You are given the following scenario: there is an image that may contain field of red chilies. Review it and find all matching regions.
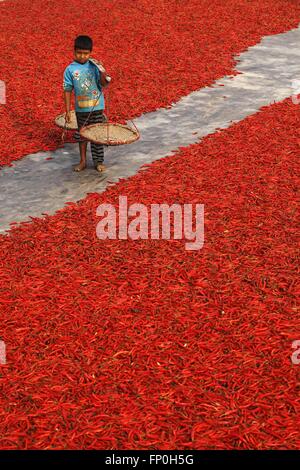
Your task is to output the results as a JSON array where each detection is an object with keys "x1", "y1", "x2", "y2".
[
  {"x1": 1, "y1": 97, "x2": 299, "y2": 449},
  {"x1": 0, "y1": 0, "x2": 300, "y2": 166},
  {"x1": 0, "y1": 0, "x2": 300, "y2": 451}
]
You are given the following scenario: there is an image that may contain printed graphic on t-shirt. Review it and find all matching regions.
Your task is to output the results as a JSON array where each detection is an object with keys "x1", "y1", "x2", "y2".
[
  {"x1": 72, "y1": 69, "x2": 101, "y2": 108},
  {"x1": 63, "y1": 61, "x2": 104, "y2": 112}
]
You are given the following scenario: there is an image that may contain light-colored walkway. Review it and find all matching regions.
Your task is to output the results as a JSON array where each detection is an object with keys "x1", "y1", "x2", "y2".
[{"x1": 1, "y1": 26, "x2": 300, "y2": 233}]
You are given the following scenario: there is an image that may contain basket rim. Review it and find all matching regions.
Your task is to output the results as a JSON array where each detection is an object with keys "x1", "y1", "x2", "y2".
[
  {"x1": 79, "y1": 122, "x2": 140, "y2": 146},
  {"x1": 55, "y1": 110, "x2": 77, "y2": 130}
]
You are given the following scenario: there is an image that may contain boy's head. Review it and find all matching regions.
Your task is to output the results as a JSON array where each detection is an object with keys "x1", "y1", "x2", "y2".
[{"x1": 74, "y1": 35, "x2": 93, "y2": 64}]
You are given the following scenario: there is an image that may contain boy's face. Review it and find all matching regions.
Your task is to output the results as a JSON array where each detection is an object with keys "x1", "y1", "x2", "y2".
[{"x1": 74, "y1": 48, "x2": 91, "y2": 64}]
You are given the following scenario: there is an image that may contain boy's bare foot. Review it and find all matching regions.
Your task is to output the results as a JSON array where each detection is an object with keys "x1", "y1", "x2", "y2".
[
  {"x1": 96, "y1": 163, "x2": 106, "y2": 173},
  {"x1": 74, "y1": 162, "x2": 86, "y2": 172}
]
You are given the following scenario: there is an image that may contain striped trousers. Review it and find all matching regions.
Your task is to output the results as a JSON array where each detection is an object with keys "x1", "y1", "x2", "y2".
[{"x1": 75, "y1": 110, "x2": 106, "y2": 165}]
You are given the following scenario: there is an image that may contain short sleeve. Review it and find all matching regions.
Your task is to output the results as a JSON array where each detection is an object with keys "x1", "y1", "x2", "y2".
[
  {"x1": 90, "y1": 62, "x2": 101, "y2": 84},
  {"x1": 63, "y1": 67, "x2": 73, "y2": 91},
  {"x1": 95, "y1": 67, "x2": 101, "y2": 82}
]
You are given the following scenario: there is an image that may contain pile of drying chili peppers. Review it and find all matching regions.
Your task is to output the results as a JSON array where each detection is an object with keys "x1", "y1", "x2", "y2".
[
  {"x1": 0, "y1": 96, "x2": 299, "y2": 449},
  {"x1": 0, "y1": 0, "x2": 300, "y2": 166}
]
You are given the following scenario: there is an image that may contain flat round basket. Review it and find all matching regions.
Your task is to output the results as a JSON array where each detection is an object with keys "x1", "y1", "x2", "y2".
[
  {"x1": 80, "y1": 123, "x2": 140, "y2": 146},
  {"x1": 55, "y1": 110, "x2": 78, "y2": 130}
]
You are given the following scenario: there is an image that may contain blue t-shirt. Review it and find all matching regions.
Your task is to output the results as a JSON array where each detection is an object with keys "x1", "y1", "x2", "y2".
[{"x1": 63, "y1": 60, "x2": 105, "y2": 112}]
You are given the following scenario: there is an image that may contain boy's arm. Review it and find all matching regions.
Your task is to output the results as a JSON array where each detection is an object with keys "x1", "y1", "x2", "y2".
[
  {"x1": 64, "y1": 90, "x2": 72, "y2": 113},
  {"x1": 63, "y1": 90, "x2": 72, "y2": 122},
  {"x1": 63, "y1": 67, "x2": 74, "y2": 121},
  {"x1": 100, "y1": 71, "x2": 109, "y2": 87},
  {"x1": 89, "y1": 58, "x2": 110, "y2": 87},
  {"x1": 95, "y1": 66, "x2": 111, "y2": 88}
]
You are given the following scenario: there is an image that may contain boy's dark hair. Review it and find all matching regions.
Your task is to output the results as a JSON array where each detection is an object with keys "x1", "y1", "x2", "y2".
[{"x1": 74, "y1": 35, "x2": 93, "y2": 51}]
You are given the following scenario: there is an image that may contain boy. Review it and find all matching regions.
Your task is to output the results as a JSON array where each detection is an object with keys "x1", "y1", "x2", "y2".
[{"x1": 63, "y1": 35, "x2": 109, "y2": 173}]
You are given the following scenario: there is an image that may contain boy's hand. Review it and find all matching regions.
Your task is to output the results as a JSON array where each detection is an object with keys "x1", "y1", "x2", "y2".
[
  {"x1": 100, "y1": 72, "x2": 111, "y2": 87},
  {"x1": 65, "y1": 111, "x2": 71, "y2": 123}
]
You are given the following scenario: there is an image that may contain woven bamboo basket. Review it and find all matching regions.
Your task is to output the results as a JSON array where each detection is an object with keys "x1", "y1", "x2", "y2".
[
  {"x1": 55, "y1": 110, "x2": 78, "y2": 130},
  {"x1": 80, "y1": 122, "x2": 140, "y2": 146}
]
